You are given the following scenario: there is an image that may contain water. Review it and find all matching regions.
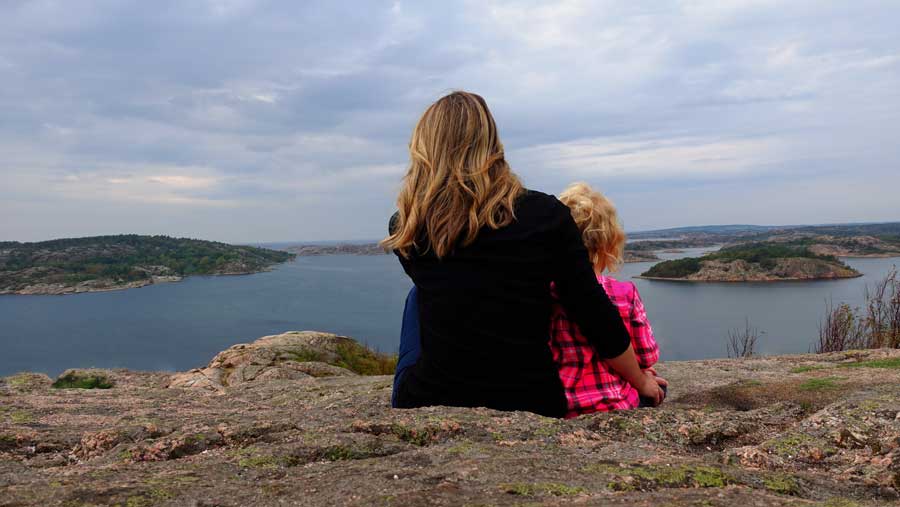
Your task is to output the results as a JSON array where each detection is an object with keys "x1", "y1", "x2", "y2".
[{"x1": 1, "y1": 250, "x2": 896, "y2": 376}]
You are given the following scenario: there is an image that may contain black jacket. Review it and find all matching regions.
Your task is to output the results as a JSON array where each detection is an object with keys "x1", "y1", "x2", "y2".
[{"x1": 392, "y1": 190, "x2": 631, "y2": 417}]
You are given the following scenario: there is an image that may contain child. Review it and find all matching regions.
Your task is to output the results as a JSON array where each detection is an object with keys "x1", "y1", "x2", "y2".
[{"x1": 550, "y1": 182, "x2": 664, "y2": 417}]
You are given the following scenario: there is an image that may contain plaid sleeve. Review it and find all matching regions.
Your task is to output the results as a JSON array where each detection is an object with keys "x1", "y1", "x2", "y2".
[{"x1": 629, "y1": 283, "x2": 659, "y2": 369}]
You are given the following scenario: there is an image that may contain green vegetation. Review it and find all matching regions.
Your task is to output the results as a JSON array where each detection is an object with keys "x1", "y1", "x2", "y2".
[
  {"x1": 641, "y1": 257, "x2": 702, "y2": 278},
  {"x1": 332, "y1": 342, "x2": 398, "y2": 375},
  {"x1": 0, "y1": 234, "x2": 294, "y2": 291},
  {"x1": 798, "y1": 376, "x2": 844, "y2": 391},
  {"x1": 838, "y1": 357, "x2": 900, "y2": 369},
  {"x1": 52, "y1": 372, "x2": 114, "y2": 389},
  {"x1": 790, "y1": 365, "x2": 828, "y2": 373},
  {"x1": 587, "y1": 463, "x2": 735, "y2": 491},
  {"x1": 503, "y1": 482, "x2": 586, "y2": 496},
  {"x1": 285, "y1": 341, "x2": 397, "y2": 375},
  {"x1": 641, "y1": 241, "x2": 854, "y2": 279},
  {"x1": 762, "y1": 473, "x2": 801, "y2": 496}
]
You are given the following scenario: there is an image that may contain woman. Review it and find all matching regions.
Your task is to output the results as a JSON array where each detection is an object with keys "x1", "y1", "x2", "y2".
[{"x1": 383, "y1": 91, "x2": 663, "y2": 417}]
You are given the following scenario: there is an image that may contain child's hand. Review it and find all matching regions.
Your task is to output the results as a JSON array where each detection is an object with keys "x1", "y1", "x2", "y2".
[
  {"x1": 636, "y1": 372, "x2": 665, "y2": 406},
  {"x1": 642, "y1": 368, "x2": 668, "y2": 388}
]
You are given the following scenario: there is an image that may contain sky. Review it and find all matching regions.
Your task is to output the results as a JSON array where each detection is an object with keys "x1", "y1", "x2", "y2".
[{"x1": 2, "y1": 0, "x2": 899, "y2": 243}]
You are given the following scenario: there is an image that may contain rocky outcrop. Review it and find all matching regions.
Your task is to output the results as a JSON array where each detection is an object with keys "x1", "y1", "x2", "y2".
[
  {"x1": 167, "y1": 332, "x2": 384, "y2": 390},
  {"x1": 2, "y1": 334, "x2": 899, "y2": 506}
]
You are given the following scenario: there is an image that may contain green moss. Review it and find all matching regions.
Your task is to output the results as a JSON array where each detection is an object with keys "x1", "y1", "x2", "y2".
[
  {"x1": 445, "y1": 441, "x2": 476, "y2": 455},
  {"x1": 51, "y1": 372, "x2": 113, "y2": 389},
  {"x1": 10, "y1": 410, "x2": 34, "y2": 424},
  {"x1": 587, "y1": 463, "x2": 734, "y2": 490},
  {"x1": 839, "y1": 357, "x2": 900, "y2": 369},
  {"x1": 692, "y1": 467, "x2": 732, "y2": 488},
  {"x1": 790, "y1": 365, "x2": 827, "y2": 373},
  {"x1": 534, "y1": 421, "x2": 560, "y2": 437},
  {"x1": 763, "y1": 473, "x2": 801, "y2": 496},
  {"x1": 767, "y1": 433, "x2": 814, "y2": 457},
  {"x1": 798, "y1": 376, "x2": 844, "y2": 391},
  {"x1": 238, "y1": 455, "x2": 282, "y2": 469},
  {"x1": 503, "y1": 482, "x2": 586, "y2": 496},
  {"x1": 0, "y1": 433, "x2": 18, "y2": 449},
  {"x1": 389, "y1": 422, "x2": 457, "y2": 446},
  {"x1": 320, "y1": 445, "x2": 365, "y2": 461}
]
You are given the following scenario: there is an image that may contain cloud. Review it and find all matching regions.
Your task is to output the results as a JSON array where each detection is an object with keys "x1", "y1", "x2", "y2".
[{"x1": 1, "y1": 0, "x2": 898, "y2": 242}]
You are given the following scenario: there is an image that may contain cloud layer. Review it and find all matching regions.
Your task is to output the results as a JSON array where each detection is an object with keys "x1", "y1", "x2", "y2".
[{"x1": 2, "y1": 0, "x2": 899, "y2": 242}]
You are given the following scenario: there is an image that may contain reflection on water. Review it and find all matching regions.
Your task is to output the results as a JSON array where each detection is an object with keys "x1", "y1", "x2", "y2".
[{"x1": 1, "y1": 251, "x2": 896, "y2": 376}]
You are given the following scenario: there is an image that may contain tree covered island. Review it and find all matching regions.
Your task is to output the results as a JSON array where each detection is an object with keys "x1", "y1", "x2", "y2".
[
  {"x1": 0, "y1": 235, "x2": 295, "y2": 295},
  {"x1": 639, "y1": 242, "x2": 862, "y2": 282}
]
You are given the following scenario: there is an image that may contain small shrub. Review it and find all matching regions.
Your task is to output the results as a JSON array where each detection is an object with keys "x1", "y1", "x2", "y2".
[
  {"x1": 333, "y1": 342, "x2": 397, "y2": 375},
  {"x1": 816, "y1": 300, "x2": 866, "y2": 353},
  {"x1": 726, "y1": 318, "x2": 761, "y2": 358},
  {"x1": 52, "y1": 372, "x2": 113, "y2": 389},
  {"x1": 814, "y1": 267, "x2": 900, "y2": 352}
]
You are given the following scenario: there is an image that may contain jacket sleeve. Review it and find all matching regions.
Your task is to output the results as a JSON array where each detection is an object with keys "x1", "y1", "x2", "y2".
[{"x1": 549, "y1": 199, "x2": 631, "y2": 358}]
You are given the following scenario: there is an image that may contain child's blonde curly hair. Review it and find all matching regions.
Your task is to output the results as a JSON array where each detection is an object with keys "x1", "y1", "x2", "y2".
[{"x1": 559, "y1": 182, "x2": 626, "y2": 273}]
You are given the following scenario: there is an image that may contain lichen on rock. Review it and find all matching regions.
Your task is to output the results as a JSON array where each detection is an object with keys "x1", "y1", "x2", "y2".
[{"x1": 1, "y1": 334, "x2": 899, "y2": 506}]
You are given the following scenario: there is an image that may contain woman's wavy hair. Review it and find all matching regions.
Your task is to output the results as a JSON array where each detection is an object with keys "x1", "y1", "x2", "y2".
[
  {"x1": 381, "y1": 91, "x2": 523, "y2": 259},
  {"x1": 559, "y1": 182, "x2": 626, "y2": 273}
]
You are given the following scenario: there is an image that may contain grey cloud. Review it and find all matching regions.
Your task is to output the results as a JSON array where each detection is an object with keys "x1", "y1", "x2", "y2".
[{"x1": 2, "y1": 0, "x2": 899, "y2": 242}]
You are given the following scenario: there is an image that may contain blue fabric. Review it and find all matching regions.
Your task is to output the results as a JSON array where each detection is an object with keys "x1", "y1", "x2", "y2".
[{"x1": 392, "y1": 286, "x2": 421, "y2": 407}]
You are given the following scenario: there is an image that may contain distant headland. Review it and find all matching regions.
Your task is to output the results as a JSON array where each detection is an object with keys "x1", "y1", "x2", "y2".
[{"x1": 0, "y1": 235, "x2": 294, "y2": 295}]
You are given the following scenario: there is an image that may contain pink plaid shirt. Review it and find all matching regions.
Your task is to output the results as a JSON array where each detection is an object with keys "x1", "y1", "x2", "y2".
[{"x1": 549, "y1": 275, "x2": 659, "y2": 417}]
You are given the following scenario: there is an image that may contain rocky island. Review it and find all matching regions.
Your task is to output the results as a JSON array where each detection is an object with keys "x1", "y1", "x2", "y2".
[
  {"x1": 0, "y1": 235, "x2": 295, "y2": 295},
  {"x1": 639, "y1": 242, "x2": 862, "y2": 282},
  {"x1": 2, "y1": 331, "x2": 899, "y2": 506}
]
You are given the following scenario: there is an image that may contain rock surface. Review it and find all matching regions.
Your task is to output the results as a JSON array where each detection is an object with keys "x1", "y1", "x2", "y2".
[
  {"x1": 167, "y1": 332, "x2": 362, "y2": 390},
  {"x1": 2, "y1": 333, "x2": 899, "y2": 506}
]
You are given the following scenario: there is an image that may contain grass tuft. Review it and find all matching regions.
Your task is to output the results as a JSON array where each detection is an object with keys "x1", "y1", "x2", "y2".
[
  {"x1": 798, "y1": 376, "x2": 844, "y2": 391},
  {"x1": 838, "y1": 357, "x2": 900, "y2": 369}
]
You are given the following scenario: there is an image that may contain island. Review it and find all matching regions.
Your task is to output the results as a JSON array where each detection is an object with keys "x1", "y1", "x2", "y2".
[
  {"x1": 286, "y1": 241, "x2": 666, "y2": 263},
  {"x1": 638, "y1": 242, "x2": 862, "y2": 282},
  {"x1": 284, "y1": 243, "x2": 386, "y2": 256},
  {"x1": 0, "y1": 235, "x2": 295, "y2": 295}
]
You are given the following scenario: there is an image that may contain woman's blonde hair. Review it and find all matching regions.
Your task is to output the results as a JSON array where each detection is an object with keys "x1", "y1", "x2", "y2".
[
  {"x1": 381, "y1": 91, "x2": 523, "y2": 259},
  {"x1": 559, "y1": 182, "x2": 626, "y2": 273}
]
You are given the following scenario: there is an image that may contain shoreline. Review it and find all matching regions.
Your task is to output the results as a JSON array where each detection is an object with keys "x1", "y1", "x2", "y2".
[
  {"x1": 0, "y1": 267, "x2": 281, "y2": 296},
  {"x1": 635, "y1": 272, "x2": 865, "y2": 283}
]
